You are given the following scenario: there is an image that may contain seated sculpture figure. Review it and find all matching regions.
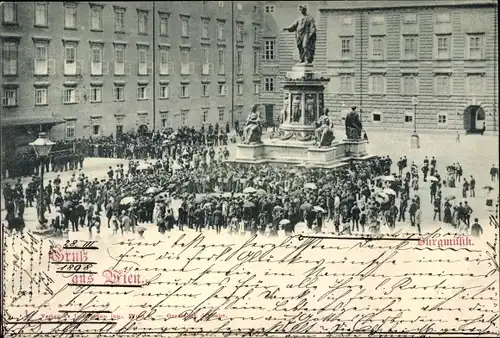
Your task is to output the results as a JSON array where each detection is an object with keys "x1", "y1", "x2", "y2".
[
  {"x1": 242, "y1": 104, "x2": 263, "y2": 144},
  {"x1": 345, "y1": 106, "x2": 363, "y2": 140},
  {"x1": 314, "y1": 115, "x2": 335, "y2": 147}
]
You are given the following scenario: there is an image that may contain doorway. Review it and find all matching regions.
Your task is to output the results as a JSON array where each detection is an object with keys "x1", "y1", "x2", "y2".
[
  {"x1": 264, "y1": 104, "x2": 274, "y2": 126},
  {"x1": 463, "y1": 105, "x2": 485, "y2": 133},
  {"x1": 137, "y1": 124, "x2": 148, "y2": 136}
]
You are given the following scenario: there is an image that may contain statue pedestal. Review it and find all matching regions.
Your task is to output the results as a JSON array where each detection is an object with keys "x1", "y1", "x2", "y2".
[{"x1": 233, "y1": 63, "x2": 374, "y2": 168}]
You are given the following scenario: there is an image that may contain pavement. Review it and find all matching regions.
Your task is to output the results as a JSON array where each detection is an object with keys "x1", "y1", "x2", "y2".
[{"x1": 1, "y1": 130, "x2": 498, "y2": 240}]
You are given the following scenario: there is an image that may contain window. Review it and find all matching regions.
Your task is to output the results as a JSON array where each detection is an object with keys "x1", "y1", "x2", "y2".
[
  {"x1": 34, "y1": 42, "x2": 49, "y2": 75},
  {"x1": 113, "y1": 85, "x2": 124, "y2": 101},
  {"x1": 63, "y1": 88, "x2": 79, "y2": 104},
  {"x1": 339, "y1": 75, "x2": 353, "y2": 94},
  {"x1": 203, "y1": 109, "x2": 208, "y2": 123},
  {"x1": 217, "y1": 83, "x2": 227, "y2": 96},
  {"x1": 236, "y1": 49, "x2": 243, "y2": 74},
  {"x1": 181, "y1": 110, "x2": 188, "y2": 125},
  {"x1": 180, "y1": 84, "x2": 189, "y2": 98},
  {"x1": 65, "y1": 120, "x2": 76, "y2": 139},
  {"x1": 92, "y1": 124, "x2": 101, "y2": 136},
  {"x1": 218, "y1": 1, "x2": 224, "y2": 7},
  {"x1": 138, "y1": 10, "x2": 148, "y2": 34},
  {"x1": 137, "y1": 85, "x2": 150, "y2": 100},
  {"x1": 181, "y1": 16, "x2": 189, "y2": 37},
  {"x1": 264, "y1": 77, "x2": 275, "y2": 92},
  {"x1": 160, "y1": 111, "x2": 168, "y2": 127},
  {"x1": 436, "y1": 35, "x2": 451, "y2": 59},
  {"x1": 402, "y1": 75, "x2": 417, "y2": 95},
  {"x1": 202, "y1": 83, "x2": 209, "y2": 97},
  {"x1": 90, "y1": 86, "x2": 102, "y2": 102},
  {"x1": 253, "y1": 25, "x2": 260, "y2": 42},
  {"x1": 91, "y1": 45, "x2": 105, "y2": 75},
  {"x1": 435, "y1": 74, "x2": 450, "y2": 95},
  {"x1": 159, "y1": 48, "x2": 172, "y2": 75},
  {"x1": 403, "y1": 35, "x2": 418, "y2": 59},
  {"x1": 264, "y1": 39, "x2": 275, "y2": 60},
  {"x1": 369, "y1": 75, "x2": 385, "y2": 94},
  {"x1": 218, "y1": 108, "x2": 225, "y2": 122},
  {"x1": 237, "y1": 3, "x2": 242, "y2": 10},
  {"x1": 64, "y1": 44, "x2": 80, "y2": 75},
  {"x1": 90, "y1": 5, "x2": 103, "y2": 31},
  {"x1": 253, "y1": 50, "x2": 259, "y2": 74},
  {"x1": 436, "y1": 12, "x2": 451, "y2": 24},
  {"x1": 64, "y1": 3, "x2": 77, "y2": 29},
  {"x1": 159, "y1": 14, "x2": 169, "y2": 36},
  {"x1": 218, "y1": 48, "x2": 225, "y2": 74},
  {"x1": 114, "y1": 7, "x2": 125, "y2": 32},
  {"x1": 370, "y1": 36, "x2": 385, "y2": 59},
  {"x1": 265, "y1": 5, "x2": 275, "y2": 13},
  {"x1": 217, "y1": 20, "x2": 225, "y2": 40},
  {"x1": 202, "y1": 47, "x2": 213, "y2": 75},
  {"x1": 202, "y1": 19, "x2": 209, "y2": 39},
  {"x1": 467, "y1": 74, "x2": 483, "y2": 96},
  {"x1": 372, "y1": 112, "x2": 382, "y2": 122},
  {"x1": 2, "y1": 41, "x2": 18, "y2": 75},
  {"x1": 138, "y1": 46, "x2": 150, "y2": 75},
  {"x1": 437, "y1": 114, "x2": 447, "y2": 125},
  {"x1": 35, "y1": 2, "x2": 48, "y2": 27},
  {"x1": 403, "y1": 13, "x2": 417, "y2": 24},
  {"x1": 253, "y1": 82, "x2": 260, "y2": 94},
  {"x1": 159, "y1": 84, "x2": 170, "y2": 99},
  {"x1": 236, "y1": 22, "x2": 244, "y2": 42},
  {"x1": 35, "y1": 88, "x2": 47, "y2": 105},
  {"x1": 3, "y1": 2, "x2": 17, "y2": 24},
  {"x1": 2, "y1": 88, "x2": 17, "y2": 107},
  {"x1": 236, "y1": 83, "x2": 243, "y2": 95},
  {"x1": 180, "y1": 48, "x2": 192, "y2": 75},
  {"x1": 467, "y1": 34, "x2": 484, "y2": 60},
  {"x1": 404, "y1": 111, "x2": 413, "y2": 123},
  {"x1": 341, "y1": 37, "x2": 353, "y2": 59},
  {"x1": 114, "y1": 44, "x2": 128, "y2": 75}
]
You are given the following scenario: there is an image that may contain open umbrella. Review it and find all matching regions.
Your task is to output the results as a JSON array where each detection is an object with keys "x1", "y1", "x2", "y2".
[
  {"x1": 381, "y1": 175, "x2": 395, "y2": 182},
  {"x1": 383, "y1": 188, "x2": 396, "y2": 196},
  {"x1": 146, "y1": 187, "x2": 160, "y2": 194},
  {"x1": 483, "y1": 186, "x2": 494, "y2": 191},
  {"x1": 67, "y1": 186, "x2": 78, "y2": 193},
  {"x1": 429, "y1": 176, "x2": 439, "y2": 182},
  {"x1": 279, "y1": 219, "x2": 290, "y2": 225},
  {"x1": 300, "y1": 203, "x2": 313, "y2": 211},
  {"x1": 120, "y1": 196, "x2": 135, "y2": 205},
  {"x1": 203, "y1": 202, "x2": 212, "y2": 209},
  {"x1": 194, "y1": 195, "x2": 206, "y2": 204},
  {"x1": 168, "y1": 183, "x2": 177, "y2": 189},
  {"x1": 137, "y1": 163, "x2": 151, "y2": 171},
  {"x1": 256, "y1": 189, "x2": 267, "y2": 196},
  {"x1": 375, "y1": 194, "x2": 389, "y2": 203},
  {"x1": 304, "y1": 183, "x2": 318, "y2": 190},
  {"x1": 243, "y1": 201, "x2": 255, "y2": 208},
  {"x1": 223, "y1": 192, "x2": 232, "y2": 198},
  {"x1": 243, "y1": 187, "x2": 257, "y2": 194},
  {"x1": 273, "y1": 205, "x2": 283, "y2": 211},
  {"x1": 445, "y1": 196, "x2": 456, "y2": 201},
  {"x1": 314, "y1": 206, "x2": 326, "y2": 213}
]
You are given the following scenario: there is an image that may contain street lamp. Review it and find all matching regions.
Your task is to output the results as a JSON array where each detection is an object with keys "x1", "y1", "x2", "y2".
[
  {"x1": 410, "y1": 96, "x2": 420, "y2": 149},
  {"x1": 29, "y1": 132, "x2": 55, "y2": 226}
]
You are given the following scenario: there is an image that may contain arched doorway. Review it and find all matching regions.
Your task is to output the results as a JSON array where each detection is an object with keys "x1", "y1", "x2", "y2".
[
  {"x1": 137, "y1": 124, "x2": 148, "y2": 136},
  {"x1": 463, "y1": 105, "x2": 485, "y2": 133}
]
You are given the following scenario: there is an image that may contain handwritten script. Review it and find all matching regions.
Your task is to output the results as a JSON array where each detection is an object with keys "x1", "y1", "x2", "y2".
[{"x1": 3, "y1": 224, "x2": 500, "y2": 338}]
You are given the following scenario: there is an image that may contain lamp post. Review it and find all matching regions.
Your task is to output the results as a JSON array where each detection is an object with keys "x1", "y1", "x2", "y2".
[
  {"x1": 29, "y1": 132, "x2": 55, "y2": 227},
  {"x1": 410, "y1": 96, "x2": 420, "y2": 149}
]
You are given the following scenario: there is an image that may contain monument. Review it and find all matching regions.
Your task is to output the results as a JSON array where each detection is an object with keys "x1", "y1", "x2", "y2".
[{"x1": 234, "y1": 5, "x2": 370, "y2": 168}]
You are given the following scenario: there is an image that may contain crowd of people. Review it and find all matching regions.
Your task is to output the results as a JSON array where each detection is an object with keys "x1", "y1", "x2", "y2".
[{"x1": 2, "y1": 125, "x2": 490, "y2": 239}]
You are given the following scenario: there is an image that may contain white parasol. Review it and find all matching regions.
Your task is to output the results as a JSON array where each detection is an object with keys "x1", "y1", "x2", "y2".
[
  {"x1": 243, "y1": 187, "x2": 257, "y2": 194},
  {"x1": 304, "y1": 183, "x2": 318, "y2": 190},
  {"x1": 383, "y1": 188, "x2": 396, "y2": 196}
]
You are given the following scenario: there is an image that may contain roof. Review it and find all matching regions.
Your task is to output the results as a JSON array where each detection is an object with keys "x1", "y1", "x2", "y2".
[
  {"x1": 319, "y1": 0, "x2": 497, "y2": 11},
  {"x1": 1, "y1": 116, "x2": 66, "y2": 127}
]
